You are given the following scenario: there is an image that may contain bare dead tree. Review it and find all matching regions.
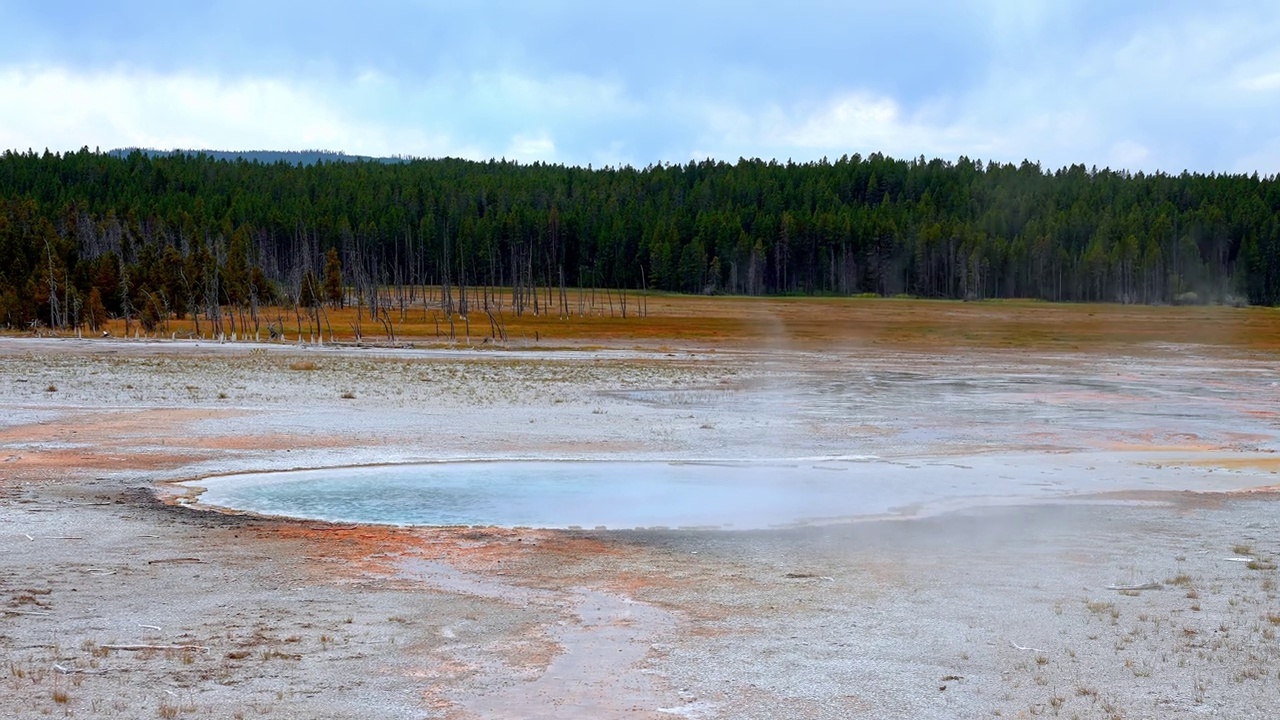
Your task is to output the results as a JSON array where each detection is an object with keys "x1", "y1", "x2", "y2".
[{"x1": 44, "y1": 239, "x2": 61, "y2": 331}]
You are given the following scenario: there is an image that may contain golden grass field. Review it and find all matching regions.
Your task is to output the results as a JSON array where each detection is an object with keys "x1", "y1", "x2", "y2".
[{"x1": 77, "y1": 293, "x2": 1280, "y2": 353}]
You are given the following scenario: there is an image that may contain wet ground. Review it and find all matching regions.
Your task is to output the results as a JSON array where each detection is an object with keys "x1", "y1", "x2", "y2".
[
  {"x1": 182, "y1": 340, "x2": 1280, "y2": 530},
  {"x1": 3, "y1": 334, "x2": 1280, "y2": 718}
]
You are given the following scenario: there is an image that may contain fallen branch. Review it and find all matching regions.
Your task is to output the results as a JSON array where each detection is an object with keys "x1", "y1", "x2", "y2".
[
  {"x1": 4, "y1": 609, "x2": 52, "y2": 616},
  {"x1": 138, "y1": 624, "x2": 162, "y2": 631},
  {"x1": 53, "y1": 664, "x2": 110, "y2": 675},
  {"x1": 146, "y1": 558, "x2": 204, "y2": 564},
  {"x1": 1106, "y1": 582, "x2": 1162, "y2": 591},
  {"x1": 100, "y1": 644, "x2": 208, "y2": 652},
  {"x1": 1010, "y1": 640, "x2": 1046, "y2": 653},
  {"x1": 42, "y1": 536, "x2": 84, "y2": 540},
  {"x1": 23, "y1": 533, "x2": 33, "y2": 541}
]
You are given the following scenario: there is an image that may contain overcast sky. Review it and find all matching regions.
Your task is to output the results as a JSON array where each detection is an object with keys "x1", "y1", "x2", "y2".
[{"x1": 2, "y1": 1, "x2": 1278, "y2": 173}]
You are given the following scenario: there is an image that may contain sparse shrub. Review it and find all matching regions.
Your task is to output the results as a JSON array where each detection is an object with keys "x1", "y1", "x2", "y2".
[
  {"x1": 340, "y1": 391, "x2": 355, "y2": 399},
  {"x1": 260, "y1": 650, "x2": 301, "y2": 661},
  {"x1": 289, "y1": 360, "x2": 317, "y2": 371},
  {"x1": 45, "y1": 383, "x2": 57, "y2": 392}
]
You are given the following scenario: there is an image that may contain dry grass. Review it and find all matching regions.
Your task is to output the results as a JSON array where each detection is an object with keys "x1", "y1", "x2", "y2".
[
  {"x1": 1086, "y1": 600, "x2": 1115, "y2": 615},
  {"x1": 288, "y1": 360, "x2": 318, "y2": 371},
  {"x1": 41, "y1": 293, "x2": 1280, "y2": 353}
]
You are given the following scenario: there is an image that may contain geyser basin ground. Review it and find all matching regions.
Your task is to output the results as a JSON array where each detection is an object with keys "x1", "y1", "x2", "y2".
[
  {"x1": 180, "y1": 453, "x2": 1267, "y2": 529},
  {"x1": 6, "y1": 307, "x2": 1280, "y2": 720}
]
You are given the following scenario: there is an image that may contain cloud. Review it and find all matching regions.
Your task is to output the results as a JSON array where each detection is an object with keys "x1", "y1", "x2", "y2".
[
  {"x1": 0, "y1": 65, "x2": 643, "y2": 163},
  {"x1": 693, "y1": 92, "x2": 958, "y2": 164},
  {"x1": 3, "y1": 3, "x2": 1280, "y2": 173},
  {"x1": 1239, "y1": 72, "x2": 1280, "y2": 92},
  {"x1": 505, "y1": 133, "x2": 556, "y2": 163},
  {"x1": 0, "y1": 65, "x2": 477, "y2": 158},
  {"x1": 684, "y1": 4, "x2": 1280, "y2": 174}
]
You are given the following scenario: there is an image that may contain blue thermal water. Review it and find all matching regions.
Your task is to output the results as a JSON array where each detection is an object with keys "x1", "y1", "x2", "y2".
[
  {"x1": 191, "y1": 461, "x2": 893, "y2": 529},
  {"x1": 177, "y1": 454, "x2": 1241, "y2": 530}
]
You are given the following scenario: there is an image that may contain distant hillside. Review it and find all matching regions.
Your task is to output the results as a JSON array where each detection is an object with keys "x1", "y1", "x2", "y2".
[{"x1": 107, "y1": 148, "x2": 410, "y2": 166}]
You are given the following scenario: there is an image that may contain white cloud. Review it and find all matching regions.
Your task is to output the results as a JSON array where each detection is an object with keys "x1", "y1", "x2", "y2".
[
  {"x1": 680, "y1": 7, "x2": 1280, "y2": 174},
  {"x1": 692, "y1": 91, "x2": 998, "y2": 166},
  {"x1": 474, "y1": 71, "x2": 636, "y2": 119},
  {"x1": 0, "y1": 65, "x2": 479, "y2": 158},
  {"x1": 777, "y1": 94, "x2": 1002, "y2": 161},
  {"x1": 0, "y1": 64, "x2": 649, "y2": 164},
  {"x1": 1107, "y1": 140, "x2": 1151, "y2": 170},
  {"x1": 6, "y1": 2, "x2": 1280, "y2": 176},
  {"x1": 505, "y1": 132, "x2": 556, "y2": 162},
  {"x1": 1239, "y1": 72, "x2": 1280, "y2": 92}
]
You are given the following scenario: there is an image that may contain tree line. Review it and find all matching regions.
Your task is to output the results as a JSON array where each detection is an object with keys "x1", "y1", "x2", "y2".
[{"x1": 2, "y1": 147, "x2": 1279, "y2": 333}]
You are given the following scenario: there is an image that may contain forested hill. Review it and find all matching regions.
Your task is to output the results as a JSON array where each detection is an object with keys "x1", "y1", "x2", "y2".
[
  {"x1": 2, "y1": 148, "x2": 1280, "y2": 330},
  {"x1": 107, "y1": 148, "x2": 406, "y2": 166}
]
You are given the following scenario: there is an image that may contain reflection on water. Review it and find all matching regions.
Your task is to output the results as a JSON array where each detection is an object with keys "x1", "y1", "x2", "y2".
[{"x1": 181, "y1": 453, "x2": 1263, "y2": 530}]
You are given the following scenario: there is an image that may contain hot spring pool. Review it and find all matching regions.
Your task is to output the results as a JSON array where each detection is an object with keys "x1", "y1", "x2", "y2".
[{"x1": 175, "y1": 453, "x2": 1250, "y2": 530}]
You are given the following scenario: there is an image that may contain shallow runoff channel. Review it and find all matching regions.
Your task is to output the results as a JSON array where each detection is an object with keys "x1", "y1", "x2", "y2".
[{"x1": 177, "y1": 452, "x2": 1273, "y2": 530}]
